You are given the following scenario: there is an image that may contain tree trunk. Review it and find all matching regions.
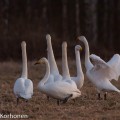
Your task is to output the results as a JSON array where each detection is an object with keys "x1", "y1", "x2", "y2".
[
  {"x1": 75, "y1": 0, "x2": 80, "y2": 36},
  {"x1": 4, "y1": 0, "x2": 9, "y2": 36},
  {"x1": 84, "y1": 0, "x2": 97, "y2": 45},
  {"x1": 62, "y1": 0, "x2": 68, "y2": 41},
  {"x1": 42, "y1": 0, "x2": 49, "y2": 33}
]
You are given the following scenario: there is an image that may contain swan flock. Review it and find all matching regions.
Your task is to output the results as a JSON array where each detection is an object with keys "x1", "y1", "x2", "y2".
[{"x1": 13, "y1": 34, "x2": 120, "y2": 105}]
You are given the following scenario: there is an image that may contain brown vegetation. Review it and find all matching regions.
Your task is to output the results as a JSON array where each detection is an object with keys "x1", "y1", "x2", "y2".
[{"x1": 0, "y1": 61, "x2": 120, "y2": 120}]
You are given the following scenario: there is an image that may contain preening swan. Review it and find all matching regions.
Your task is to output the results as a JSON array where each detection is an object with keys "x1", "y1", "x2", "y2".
[
  {"x1": 35, "y1": 57, "x2": 81, "y2": 105},
  {"x1": 78, "y1": 36, "x2": 120, "y2": 100},
  {"x1": 46, "y1": 34, "x2": 62, "y2": 81},
  {"x1": 71, "y1": 45, "x2": 84, "y2": 90},
  {"x1": 13, "y1": 41, "x2": 33, "y2": 104}
]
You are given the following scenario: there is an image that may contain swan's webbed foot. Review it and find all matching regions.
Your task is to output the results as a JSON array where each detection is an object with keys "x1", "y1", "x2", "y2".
[
  {"x1": 104, "y1": 92, "x2": 107, "y2": 100},
  {"x1": 63, "y1": 94, "x2": 73, "y2": 104}
]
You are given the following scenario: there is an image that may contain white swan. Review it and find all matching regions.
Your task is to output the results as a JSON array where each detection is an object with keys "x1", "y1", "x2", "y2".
[
  {"x1": 62, "y1": 41, "x2": 71, "y2": 80},
  {"x1": 46, "y1": 34, "x2": 62, "y2": 100},
  {"x1": 46, "y1": 34, "x2": 62, "y2": 81},
  {"x1": 71, "y1": 45, "x2": 84, "y2": 90},
  {"x1": 62, "y1": 41, "x2": 81, "y2": 100},
  {"x1": 13, "y1": 41, "x2": 33, "y2": 104},
  {"x1": 78, "y1": 36, "x2": 120, "y2": 100},
  {"x1": 36, "y1": 57, "x2": 81, "y2": 105},
  {"x1": 62, "y1": 41, "x2": 84, "y2": 89}
]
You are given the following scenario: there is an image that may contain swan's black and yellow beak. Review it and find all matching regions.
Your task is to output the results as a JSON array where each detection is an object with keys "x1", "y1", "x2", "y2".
[
  {"x1": 80, "y1": 47, "x2": 82, "y2": 51},
  {"x1": 34, "y1": 59, "x2": 45, "y2": 65}
]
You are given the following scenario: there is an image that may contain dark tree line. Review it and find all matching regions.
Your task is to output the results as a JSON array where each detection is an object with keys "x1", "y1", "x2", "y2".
[{"x1": 0, "y1": 0, "x2": 120, "y2": 60}]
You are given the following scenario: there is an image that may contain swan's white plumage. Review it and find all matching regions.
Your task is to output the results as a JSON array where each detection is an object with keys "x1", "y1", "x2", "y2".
[
  {"x1": 13, "y1": 41, "x2": 33, "y2": 100},
  {"x1": 62, "y1": 41, "x2": 71, "y2": 80},
  {"x1": 107, "y1": 54, "x2": 120, "y2": 81},
  {"x1": 90, "y1": 54, "x2": 120, "y2": 82},
  {"x1": 89, "y1": 54, "x2": 118, "y2": 82},
  {"x1": 37, "y1": 57, "x2": 81, "y2": 101},
  {"x1": 61, "y1": 42, "x2": 81, "y2": 98},
  {"x1": 78, "y1": 36, "x2": 120, "y2": 94},
  {"x1": 46, "y1": 34, "x2": 62, "y2": 82},
  {"x1": 14, "y1": 78, "x2": 33, "y2": 99},
  {"x1": 71, "y1": 45, "x2": 84, "y2": 90}
]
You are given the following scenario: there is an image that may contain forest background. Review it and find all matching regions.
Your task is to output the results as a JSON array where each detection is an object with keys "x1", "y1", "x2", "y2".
[{"x1": 0, "y1": 0, "x2": 119, "y2": 61}]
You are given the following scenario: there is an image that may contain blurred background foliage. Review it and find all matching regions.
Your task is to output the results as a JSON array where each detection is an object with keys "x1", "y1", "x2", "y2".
[{"x1": 0, "y1": 0, "x2": 120, "y2": 61}]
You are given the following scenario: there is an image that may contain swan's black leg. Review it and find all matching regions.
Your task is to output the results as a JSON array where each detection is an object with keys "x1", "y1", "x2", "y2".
[
  {"x1": 63, "y1": 94, "x2": 73, "y2": 104},
  {"x1": 47, "y1": 96, "x2": 50, "y2": 101},
  {"x1": 17, "y1": 98, "x2": 19, "y2": 105},
  {"x1": 98, "y1": 93, "x2": 101, "y2": 100},
  {"x1": 104, "y1": 92, "x2": 107, "y2": 100},
  {"x1": 73, "y1": 99, "x2": 75, "y2": 103},
  {"x1": 57, "y1": 100, "x2": 60, "y2": 105}
]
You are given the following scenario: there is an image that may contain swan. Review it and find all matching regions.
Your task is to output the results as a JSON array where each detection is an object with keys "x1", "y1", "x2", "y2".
[
  {"x1": 13, "y1": 41, "x2": 33, "y2": 104},
  {"x1": 46, "y1": 34, "x2": 62, "y2": 81},
  {"x1": 35, "y1": 57, "x2": 81, "y2": 105},
  {"x1": 62, "y1": 41, "x2": 71, "y2": 80},
  {"x1": 62, "y1": 41, "x2": 84, "y2": 89},
  {"x1": 71, "y1": 45, "x2": 84, "y2": 90},
  {"x1": 46, "y1": 34, "x2": 62, "y2": 100},
  {"x1": 78, "y1": 36, "x2": 120, "y2": 100},
  {"x1": 62, "y1": 41, "x2": 81, "y2": 100}
]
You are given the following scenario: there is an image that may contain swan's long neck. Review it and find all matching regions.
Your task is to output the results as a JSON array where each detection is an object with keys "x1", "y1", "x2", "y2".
[
  {"x1": 75, "y1": 49, "x2": 83, "y2": 78},
  {"x1": 47, "y1": 38, "x2": 59, "y2": 74},
  {"x1": 39, "y1": 60, "x2": 50, "y2": 86},
  {"x1": 83, "y1": 39, "x2": 93, "y2": 71},
  {"x1": 62, "y1": 42, "x2": 70, "y2": 79},
  {"x1": 21, "y1": 42, "x2": 28, "y2": 79}
]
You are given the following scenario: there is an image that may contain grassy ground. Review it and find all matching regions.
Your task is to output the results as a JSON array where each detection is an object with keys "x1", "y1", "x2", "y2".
[{"x1": 0, "y1": 60, "x2": 120, "y2": 120}]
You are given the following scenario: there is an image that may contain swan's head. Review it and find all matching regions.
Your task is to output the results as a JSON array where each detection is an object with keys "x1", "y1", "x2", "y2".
[
  {"x1": 34, "y1": 57, "x2": 47, "y2": 65},
  {"x1": 21, "y1": 41, "x2": 26, "y2": 47},
  {"x1": 75, "y1": 45, "x2": 82, "y2": 51},
  {"x1": 62, "y1": 41, "x2": 67, "y2": 48},
  {"x1": 46, "y1": 34, "x2": 51, "y2": 41},
  {"x1": 46, "y1": 34, "x2": 51, "y2": 48},
  {"x1": 77, "y1": 36, "x2": 86, "y2": 42}
]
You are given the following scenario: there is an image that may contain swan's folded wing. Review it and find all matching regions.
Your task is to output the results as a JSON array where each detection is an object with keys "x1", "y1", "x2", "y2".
[
  {"x1": 24, "y1": 79, "x2": 33, "y2": 99},
  {"x1": 90, "y1": 57, "x2": 117, "y2": 81},
  {"x1": 107, "y1": 54, "x2": 120, "y2": 81},
  {"x1": 13, "y1": 78, "x2": 25, "y2": 96}
]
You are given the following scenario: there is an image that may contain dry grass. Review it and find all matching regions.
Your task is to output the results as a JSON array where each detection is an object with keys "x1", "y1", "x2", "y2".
[{"x1": 0, "y1": 60, "x2": 120, "y2": 120}]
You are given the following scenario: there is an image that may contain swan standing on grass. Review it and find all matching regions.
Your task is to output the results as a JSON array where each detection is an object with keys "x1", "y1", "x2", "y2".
[
  {"x1": 13, "y1": 41, "x2": 33, "y2": 105},
  {"x1": 35, "y1": 57, "x2": 81, "y2": 105},
  {"x1": 62, "y1": 41, "x2": 84, "y2": 90},
  {"x1": 46, "y1": 34, "x2": 62, "y2": 100},
  {"x1": 46, "y1": 34, "x2": 62, "y2": 81},
  {"x1": 71, "y1": 45, "x2": 84, "y2": 90},
  {"x1": 78, "y1": 36, "x2": 120, "y2": 100},
  {"x1": 62, "y1": 42, "x2": 81, "y2": 101}
]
